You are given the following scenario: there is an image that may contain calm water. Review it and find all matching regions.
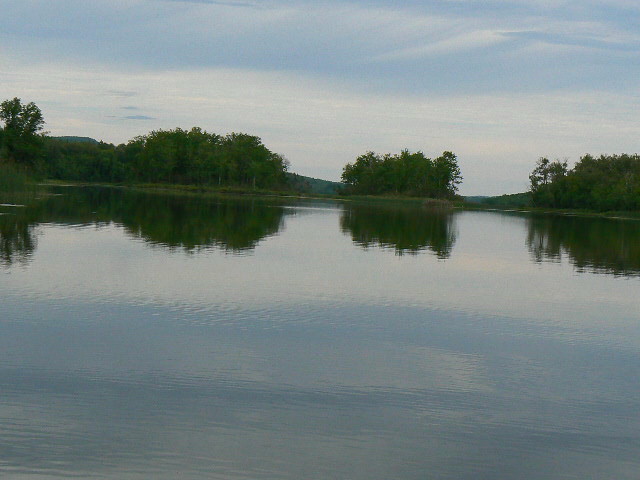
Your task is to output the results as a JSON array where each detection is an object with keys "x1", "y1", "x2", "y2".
[{"x1": 1, "y1": 187, "x2": 639, "y2": 479}]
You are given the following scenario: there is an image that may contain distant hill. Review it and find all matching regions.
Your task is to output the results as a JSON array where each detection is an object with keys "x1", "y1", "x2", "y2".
[
  {"x1": 52, "y1": 136, "x2": 100, "y2": 144},
  {"x1": 466, "y1": 192, "x2": 532, "y2": 208},
  {"x1": 464, "y1": 196, "x2": 489, "y2": 204},
  {"x1": 288, "y1": 173, "x2": 341, "y2": 195}
]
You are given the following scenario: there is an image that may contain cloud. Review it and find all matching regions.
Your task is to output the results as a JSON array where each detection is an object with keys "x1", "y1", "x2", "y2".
[
  {"x1": 1, "y1": 0, "x2": 639, "y2": 193},
  {"x1": 124, "y1": 115, "x2": 156, "y2": 120},
  {"x1": 371, "y1": 30, "x2": 508, "y2": 61},
  {"x1": 1, "y1": 0, "x2": 639, "y2": 96},
  {"x1": 1, "y1": 0, "x2": 637, "y2": 99},
  {"x1": 106, "y1": 90, "x2": 139, "y2": 98},
  {"x1": 3, "y1": 52, "x2": 640, "y2": 194},
  {"x1": 502, "y1": 29, "x2": 640, "y2": 53}
]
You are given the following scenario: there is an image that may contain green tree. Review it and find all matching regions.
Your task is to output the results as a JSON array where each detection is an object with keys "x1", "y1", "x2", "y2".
[
  {"x1": 112, "y1": 128, "x2": 287, "y2": 189},
  {"x1": 529, "y1": 154, "x2": 640, "y2": 211},
  {"x1": 0, "y1": 97, "x2": 45, "y2": 166},
  {"x1": 341, "y1": 149, "x2": 461, "y2": 198},
  {"x1": 433, "y1": 151, "x2": 462, "y2": 198},
  {"x1": 529, "y1": 157, "x2": 568, "y2": 207}
]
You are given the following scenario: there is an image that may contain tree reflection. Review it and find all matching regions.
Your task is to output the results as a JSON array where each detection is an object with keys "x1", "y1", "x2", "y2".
[
  {"x1": 50, "y1": 188, "x2": 289, "y2": 252},
  {"x1": 120, "y1": 194, "x2": 287, "y2": 252},
  {"x1": 340, "y1": 203, "x2": 457, "y2": 258},
  {"x1": 526, "y1": 215, "x2": 640, "y2": 276},
  {"x1": 1, "y1": 187, "x2": 290, "y2": 266},
  {"x1": 0, "y1": 210, "x2": 37, "y2": 267}
]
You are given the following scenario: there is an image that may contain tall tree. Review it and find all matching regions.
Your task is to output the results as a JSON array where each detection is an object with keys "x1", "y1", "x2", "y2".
[{"x1": 0, "y1": 97, "x2": 45, "y2": 166}]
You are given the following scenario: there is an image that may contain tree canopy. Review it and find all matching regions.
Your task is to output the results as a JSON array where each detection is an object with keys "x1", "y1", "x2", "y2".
[
  {"x1": 1, "y1": 98, "x2": 291, "y2": 190},
  {"x1": 42, "y1": 127, "x2": 290, "y2": 189},
  {"x1": 0, "y1": 97, "x2": 45, "y2": 166},
  {"x1": 341, "y1": 149, "x2": 462, "y2": 198},
  {"x1": 529, "y1": 154, "x2": 640, "y2": 211}
]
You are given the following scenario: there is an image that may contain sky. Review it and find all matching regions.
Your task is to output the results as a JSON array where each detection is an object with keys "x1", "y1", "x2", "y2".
[{"x1": 1, "y1": 0, "x2": 639, "y2": 195}]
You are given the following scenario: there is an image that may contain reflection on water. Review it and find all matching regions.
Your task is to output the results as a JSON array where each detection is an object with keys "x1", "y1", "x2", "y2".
[
  {"x1": 1, "y1": 188, "x2": 640, "y2": 479},
  {"x1": 0, "y1": 206, "x2": 38, "y2": 267},
  {"x1": 340, "y1": 203, "x2": 456, "y2": 257},
  {"x1": 0, "y1": 187, "x2": 290, "y2": 264},
  {"x1": 526, "y1": 214, "x2": 640, "y2": 276}
]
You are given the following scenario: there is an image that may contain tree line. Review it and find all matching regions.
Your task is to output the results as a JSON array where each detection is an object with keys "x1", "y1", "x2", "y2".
[
  {"x1": 530, "y1": 154, "x2": 640, "y2": 211},
  {"x1": 2, "y1": 97, "x2": 466, "y2": 198},
  {"x1": 1, "y1": 98, "x2": 289, "y2": 190},
  {"x1": 340, "y1": 150, "x2": 462, "y2": 198},
  {"x1": 44, "y1": 129, "x2": 290, "y2": 189},
  {"x1": 5, "y1": 97, "x2": 640, "y2": 210}
]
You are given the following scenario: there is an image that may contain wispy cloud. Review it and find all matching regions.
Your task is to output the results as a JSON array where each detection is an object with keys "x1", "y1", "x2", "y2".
[
  {"x1": 372, "y1": 30, "x2": 508, "y2": 62},
  {"x1": 124, "y1": 115, "x2": 156, "y2": 120},
  {"x1": 2, "y1": 0, "x2": 638, "y2": 94},
  {"x1": 1, "y1": 0, "x2": 639, "y2": 193},
  {"x1": 106, "y1": 90, "x2": 139, "y2": 98},
  {"x1": 502, "y1": 30, "x2": 640, "y2": 53}
]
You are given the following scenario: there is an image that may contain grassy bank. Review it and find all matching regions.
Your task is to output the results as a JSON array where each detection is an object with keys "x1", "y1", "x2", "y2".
[
  {"x1": 461, "y1": 201, "x2": 640, "y2": 220},
  {"x1": 40, "y1": 179, "x2": 467, "y2": 208},
  {"x1": 35, "y1": 180, "x2": 640, "y2": 219},
  {"x1": 332, "y1": 193, "x2": 461, "y2": 207},
  {"x1": 39, "y1": 179, "x2": 314, "y2": 201},
  {"x1": 0, "y1": 162, "x2": 32, "y2": 193},
  {"x1": 0, "y1": 162, "x2": 42, "y2": 212}
]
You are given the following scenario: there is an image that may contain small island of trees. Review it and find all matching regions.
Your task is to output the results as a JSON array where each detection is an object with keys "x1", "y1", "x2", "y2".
[{"x1": 340, "y1": 150, "x2": 462, "y2": 198}]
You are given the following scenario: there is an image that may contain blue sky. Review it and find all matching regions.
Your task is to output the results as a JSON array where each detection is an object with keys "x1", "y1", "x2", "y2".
[{"x1": 2, "y1": 0, "x2": 639, "y2": 194}]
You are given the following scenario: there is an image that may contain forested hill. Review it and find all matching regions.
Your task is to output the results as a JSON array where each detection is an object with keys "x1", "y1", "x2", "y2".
[
  {"x1": 52, "y1": 136, "x2": 99, "y2": 144},
  {"x1": 287, "y1": 173, "x2": 341, "y2": 194},
  {"x1": 465, "y1": 192, "x2": 532, "y2": 208}
]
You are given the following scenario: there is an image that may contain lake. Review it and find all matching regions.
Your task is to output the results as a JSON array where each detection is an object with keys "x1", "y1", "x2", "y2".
[{"x1": 1, "y1": 187, "x2": 639, "y2": 479}]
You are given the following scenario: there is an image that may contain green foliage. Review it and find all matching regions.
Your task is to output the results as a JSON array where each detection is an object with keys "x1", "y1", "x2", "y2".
[
  {"x1": 529, "y1": 154, "x2": 640, "y2": 211},
  {"x1": 0, "y1": 162, "x2": 32, "y2": 193},
  {"x1": 1, "y1": 98, "x2": 290, "y2": 191},
  {"x1": 44, "y1": 137, "x2": 128, "y2": 182},
  {"x1": 341, "y1": 149, "x2": 462, "y2": 198},
  {"x1": 0, "y1": 97, "x2": 45, "y2": 166},
  {"x1": 43, "y1": 127, "x2": 289, "y2": 190}
]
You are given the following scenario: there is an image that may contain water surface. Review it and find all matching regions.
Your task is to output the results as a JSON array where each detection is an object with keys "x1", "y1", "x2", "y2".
[{"x1": 1, "y1": 187, "x2": 639, "y2": 479}]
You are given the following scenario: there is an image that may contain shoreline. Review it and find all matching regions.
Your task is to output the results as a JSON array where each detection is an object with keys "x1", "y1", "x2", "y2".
[{"x1": 27, "y1": 180, "x2": 640, "y2": 220}]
